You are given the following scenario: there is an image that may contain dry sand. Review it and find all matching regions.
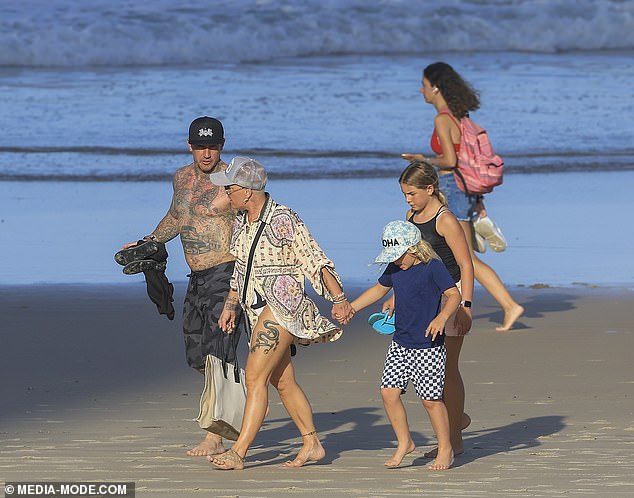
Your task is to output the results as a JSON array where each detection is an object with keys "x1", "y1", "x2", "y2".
[{"x1": 1, "y1": 283, "x2": 633, "y2": 497}]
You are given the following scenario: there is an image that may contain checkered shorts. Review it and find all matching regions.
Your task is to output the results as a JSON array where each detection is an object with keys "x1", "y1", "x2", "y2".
[{"x1": 380, "y1": 341, "x2": 447, "y2": 400}]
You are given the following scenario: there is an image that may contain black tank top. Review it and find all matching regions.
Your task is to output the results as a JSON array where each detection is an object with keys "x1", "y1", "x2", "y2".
[{"x1": 408, "y1": 208, "x2": 461, "y2": 282}]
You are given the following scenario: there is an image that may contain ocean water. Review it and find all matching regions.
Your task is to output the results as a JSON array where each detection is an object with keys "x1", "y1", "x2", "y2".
[
  {"x1": 1, "y1": 0, "x2": 633, "y2": 181},
  {"x1": 1, "y1": 0, "x2": 633, "y2": 286}
]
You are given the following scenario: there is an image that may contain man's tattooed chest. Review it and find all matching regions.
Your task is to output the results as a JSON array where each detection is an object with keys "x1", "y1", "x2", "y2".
[
  {"x1": 175, "y1": 185, "x2": 222, "y2": 218},
  {"x1": 181, "y1": 224, "x2": 226, "y2": 255},
  {"x1": 173, "y1": 181, "x2": 233, "y2": 256}
]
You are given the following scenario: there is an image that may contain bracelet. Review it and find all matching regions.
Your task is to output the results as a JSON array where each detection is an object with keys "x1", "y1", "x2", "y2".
[
  {"x1": 332, "y1": 292, "x2": 346, "y2": 304},
  {"x1": 144, "y1": 234, "x2": 158, "y2": 242}
]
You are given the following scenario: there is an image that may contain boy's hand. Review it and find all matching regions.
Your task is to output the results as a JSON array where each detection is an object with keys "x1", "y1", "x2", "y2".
[
  {"x1": 425, "y1": 316, "x2": 447, "y2": 341},
  {"x1": 381, "y1": 294, "x2": 395, "y2": 318}
]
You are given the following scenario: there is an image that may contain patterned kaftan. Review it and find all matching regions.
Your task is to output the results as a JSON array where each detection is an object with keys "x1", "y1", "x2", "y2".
[{"x1": 229, "y1": 194, "x2": 343, "y2": 345}]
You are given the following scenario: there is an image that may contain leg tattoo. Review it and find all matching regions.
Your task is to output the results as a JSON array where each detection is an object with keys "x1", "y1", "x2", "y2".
[{"x1": 250, "y1": 320, "x2": 280, "y2": 354}]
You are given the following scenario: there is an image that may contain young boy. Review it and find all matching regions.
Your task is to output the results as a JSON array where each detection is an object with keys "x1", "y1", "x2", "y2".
[{"x1": 350, "y1": 220, "x2": 461, "y2": 470}]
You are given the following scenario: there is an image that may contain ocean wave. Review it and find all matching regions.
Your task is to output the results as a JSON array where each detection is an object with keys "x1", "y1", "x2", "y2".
[
  {"x1": 1, "y1": 0, "x2": 633, "y2": 68},
  {"x1": 1, "y1": 146, "x2": 632, "y2": 181},
  {"x1": 2, "y1": 145, "x2": 633, "y2": 160}
]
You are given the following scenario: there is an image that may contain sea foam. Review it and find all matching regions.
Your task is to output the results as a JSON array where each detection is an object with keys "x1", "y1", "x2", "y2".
[{"x1": 1, "y1": 0, "x2": 633, "y2": 67}]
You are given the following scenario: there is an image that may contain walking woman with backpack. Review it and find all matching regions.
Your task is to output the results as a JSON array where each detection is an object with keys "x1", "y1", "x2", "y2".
[{"x1": 401, "y1": 61, "x2": 524, "y2": 332}]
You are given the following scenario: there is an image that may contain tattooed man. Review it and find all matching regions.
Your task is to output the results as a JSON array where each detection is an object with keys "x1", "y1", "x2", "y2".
[{"x1": 123, "y1": 117, "x2": 242, "y2": 457}]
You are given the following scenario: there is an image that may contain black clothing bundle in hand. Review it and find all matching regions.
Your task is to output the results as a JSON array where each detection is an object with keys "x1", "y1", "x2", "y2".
[
  {"x1": 144, "y1": 264, "x2": 175, "y2": 320},
  {"x1": 114, "y1": 240, "x2": 175, "y2": 320}
]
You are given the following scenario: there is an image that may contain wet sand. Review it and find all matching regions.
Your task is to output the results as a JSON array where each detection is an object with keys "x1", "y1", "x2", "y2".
[
  {"x1": 2, "y1": 171, "x2": 634, "y2": 289},
  {"x1": 1, "y1": 283, "x2": 633, "y2": 497}
]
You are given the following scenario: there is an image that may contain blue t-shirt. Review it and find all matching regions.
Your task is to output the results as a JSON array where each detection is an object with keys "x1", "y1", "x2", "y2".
[{"x1": 378, "y1": 259, "x2": 456, "y2": 349}]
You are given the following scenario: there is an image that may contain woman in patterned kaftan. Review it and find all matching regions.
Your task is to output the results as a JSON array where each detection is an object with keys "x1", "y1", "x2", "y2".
[{"x1": 207, "y1": 156, "x2": 355, "y2": 470}]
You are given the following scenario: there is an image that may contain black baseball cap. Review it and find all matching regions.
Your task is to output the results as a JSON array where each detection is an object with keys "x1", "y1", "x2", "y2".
[{"x1": 188, "y1": 116, "x2": 225, "y2": 146}]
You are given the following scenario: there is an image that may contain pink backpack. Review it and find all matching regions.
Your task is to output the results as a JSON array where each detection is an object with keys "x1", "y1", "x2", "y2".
[{"x1": 453, "y1": 116, "x2": 504, "y2": 195}]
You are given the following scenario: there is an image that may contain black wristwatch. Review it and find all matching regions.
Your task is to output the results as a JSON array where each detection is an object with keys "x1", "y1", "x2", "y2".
[{"x1": 460, "y1": 300, "x2": 472, "y2": 308}]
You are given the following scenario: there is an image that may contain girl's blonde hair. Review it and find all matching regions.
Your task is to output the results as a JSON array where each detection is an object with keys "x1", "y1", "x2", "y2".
[
  {"x1": 399, "y1": 161, "x2": 448, "y2": 206},
  {"x1": 407, "y1": 239, "x2": 441, "y2": 264}
]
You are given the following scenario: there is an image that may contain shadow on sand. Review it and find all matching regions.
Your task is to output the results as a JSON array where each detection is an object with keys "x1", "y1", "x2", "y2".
[
  {"x1": 239, "y1": 407, "x2": 565, "y2": 469},
  {"x1": 474, "y1": 291, "x2": 578, "y2": 330}
]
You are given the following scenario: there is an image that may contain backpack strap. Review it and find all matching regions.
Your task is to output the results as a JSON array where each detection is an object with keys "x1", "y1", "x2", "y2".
[
  {"x1": 453, "y1": 168, "x2": 470, "y2": 195},
  {"x1": 437, "y1": 110, "x2": 462, "y2": 171}
]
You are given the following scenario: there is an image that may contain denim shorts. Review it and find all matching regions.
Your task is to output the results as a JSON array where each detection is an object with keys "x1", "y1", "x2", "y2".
[{"x1": 438, "y1": 173, "x2": 478, "y2": 221}]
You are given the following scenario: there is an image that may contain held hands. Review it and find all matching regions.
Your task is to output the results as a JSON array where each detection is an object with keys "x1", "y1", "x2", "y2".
[{"x1": 332, "y1": 300, "x2": 355, "y2": 325}]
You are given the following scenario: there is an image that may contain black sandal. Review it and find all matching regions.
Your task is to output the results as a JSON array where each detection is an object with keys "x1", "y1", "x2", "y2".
[{"x1": 114, "y1": 239, "x2": 159, "y2": 266}]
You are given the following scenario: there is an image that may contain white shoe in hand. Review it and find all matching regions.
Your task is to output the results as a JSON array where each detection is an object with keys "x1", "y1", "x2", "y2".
[
  {"x1": 473, "y1": 215, "x2": 507, "y2": 252},
  {"x1": 473, "y1": 230, "x2": 486, "y2": 253}
]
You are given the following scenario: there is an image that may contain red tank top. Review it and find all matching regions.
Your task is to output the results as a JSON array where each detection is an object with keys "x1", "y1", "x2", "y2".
[{"x1": 430, "y1": 110, "x2": 461, "y2": 155}]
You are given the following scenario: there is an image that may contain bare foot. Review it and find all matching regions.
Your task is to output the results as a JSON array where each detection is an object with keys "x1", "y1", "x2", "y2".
[
  {"x1": 423, "y1": 413, "x2": 470, "y2": 458},
  {"x1": 283, "y1": 438, "x2": 326, "y2": 468},
  {"x1": 384, "y1": 440, "x2": 415, "y2": 468},
  {"x1": 208, "y1": 449, "x2": 245, "y2": 470},
  {"x1": 428, "y1": 448, "x2": 454, "y2": 471},
  {"x1": 186, "y1": 432, "x2": 224, "y2": 457},
  {"x1": 496, "y1": 304, "x2": 525, "y2": 332},
  {"x1": 424, "y1": 444, "x2": 463, "y2": 459}
]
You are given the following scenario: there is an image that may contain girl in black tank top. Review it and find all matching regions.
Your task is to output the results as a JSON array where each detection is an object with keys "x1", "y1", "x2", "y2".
[
  {"x1": 397, "y1": 159, "x2": 475, "y2": 462},
  {"x1": 409, "y1": 207, "x2": 461, "y2": 282}
]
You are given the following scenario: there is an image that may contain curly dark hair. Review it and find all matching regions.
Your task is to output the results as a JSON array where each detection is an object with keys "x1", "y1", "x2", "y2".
[{"x1": 423, "y1": 62, "x2": 480, "y2": 118}]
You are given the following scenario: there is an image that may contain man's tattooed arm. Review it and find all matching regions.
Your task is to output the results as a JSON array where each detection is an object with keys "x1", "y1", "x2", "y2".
[{"x1": 149, "y1": 197, "x2": 180, "y2": 243}]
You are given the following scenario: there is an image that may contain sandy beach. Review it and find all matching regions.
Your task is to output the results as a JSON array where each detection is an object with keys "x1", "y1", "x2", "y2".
[
  {"x1": 2, "y1": 282, "x2": 633, "y2": 497},
  {"x1": 2, "y1": 1, "x2": 633, "y2": 495},
  {"x1": 2, "y1": 170, "x2": 633, "y2": 497}
]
